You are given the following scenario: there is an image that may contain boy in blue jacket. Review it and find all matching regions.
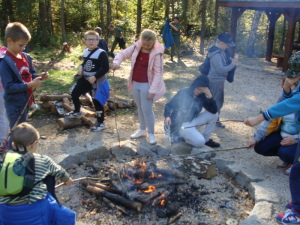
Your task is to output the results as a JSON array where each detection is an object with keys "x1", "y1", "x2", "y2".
[
  {"x1": 245, "y1": 51, "x2": 300, "y2": 224},
  {"x1": 0, "y1": 22, "x2": 48, "y2": 130}
]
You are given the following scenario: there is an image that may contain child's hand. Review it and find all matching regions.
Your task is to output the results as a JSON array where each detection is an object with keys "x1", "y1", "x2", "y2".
[
  {"x1": 87, "y1": 76, "x2": 96, "y2": 84},
  {"x1": 281, "y1": 136, "x2": 296, "y2": 146},
  {"x1": 28, "y1": 77, "x2": 43, "y2": 89},
  {"x1": 244, "y1": 114, "x2": 264, "y2": 127},
  {"x1": 164, "y1": 117, "x2": 172, "y2": 126},
  {"x1": 147, "y1": 93, "x2": 155, "y2": 100},
  {"x1": 39, "y1": 72, "x2": 49, "y2": 80},
  {"x1": 64, "y1": 178, "x2": 74, "y2": 186},
  {"x1": 78, "y1": 65, "x2": 83, "y2": 76},
  {"x1": 111, "y1": 63, "x2": 119, "y2": 71},
  {"x1": 247, "y1": 139, "x2": 256, "y2": 148}
]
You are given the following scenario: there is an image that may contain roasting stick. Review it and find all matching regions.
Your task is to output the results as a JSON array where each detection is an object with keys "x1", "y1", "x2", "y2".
[
  {"x1": 111, "y1": 70, "x2": 121, "y2": 147},
  {"x1": 181, "y1": 119, "x2": 244, "y2": 129},
  {"x1": 55, "y1": 176, "x2": 106, "y2": 188}
]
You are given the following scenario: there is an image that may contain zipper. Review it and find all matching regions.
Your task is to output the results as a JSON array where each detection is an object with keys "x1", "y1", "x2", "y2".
[{"x1": 5, "y1": 163, "x2": 9, "y2": 189}]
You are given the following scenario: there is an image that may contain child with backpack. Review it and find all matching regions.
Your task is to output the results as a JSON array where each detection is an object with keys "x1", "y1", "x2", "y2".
[{"x1": 0, "y1": 122, "x2": 76, "y2": 225}]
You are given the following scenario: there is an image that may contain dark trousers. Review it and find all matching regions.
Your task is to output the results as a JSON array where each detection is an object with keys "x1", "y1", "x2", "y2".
[
  {"x1": 290, "y1": 141, "x2": 300, "y2": 211},
  {"x1": 111, "y1": 37, "x2": 126, "y2": 54},
  {"x1": 71, "y1": 77, "x2": 104, "y2": 123},
  {"x1": 254, "y1": 132, "x2": 297, "y2": 164}
]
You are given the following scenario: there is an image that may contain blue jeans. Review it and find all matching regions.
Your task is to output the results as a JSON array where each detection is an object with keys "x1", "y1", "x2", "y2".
[{"x1": 254, "y1": 132, "x2": 297, "y2": 164}]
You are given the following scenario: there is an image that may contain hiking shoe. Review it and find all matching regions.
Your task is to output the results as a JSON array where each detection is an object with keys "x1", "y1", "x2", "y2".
[
  {"x1": 130, "y1": 130, "x2": 147, "y2": 139},
  {"x1": 216, "y1": 122, "x2": 225, "y2": 128},
  {"x1": 205, "y1": 139, "x2": 220, "y2": 148},
  {"x1": 65, "y1": 111, "x2": 81, "y2": 119},
  {"x1": 276, "y1": 209, "x2": 300, "y2": 224},
  {"x1": 286, "y1": 203, "x2": 293, "y2": 209},
  {"x1": 285, "y1": 166, "x2": 292, "y2": 176},
  {"x1": 148, "y1": 134, "x2": 156, "y2": 145},
  {"x1": 91, "y1": 123, "x2": 105, "y2": 132},
  {"x1": 277, "y1": 161, "x2": 292, "y2": 170}
]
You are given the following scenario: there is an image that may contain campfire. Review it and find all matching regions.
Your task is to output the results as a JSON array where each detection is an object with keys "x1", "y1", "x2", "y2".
[{"x1": 80, "y1": 159, "x2": 194, "y2": 222}]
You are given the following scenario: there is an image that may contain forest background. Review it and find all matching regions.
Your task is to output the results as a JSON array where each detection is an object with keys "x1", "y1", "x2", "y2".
[{"x1": 0, "y1": 0, "x2": 296, "y2": 93}]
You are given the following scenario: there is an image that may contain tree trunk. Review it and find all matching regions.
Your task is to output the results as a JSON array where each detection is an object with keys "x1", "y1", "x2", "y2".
[
  {"x1": 200, "y1": 0, "x2": 207, "y2": 55},
  {"x1": 136, "y1": 0, "x2": 142, "y2": 39},
  {"x1": 39, "y1": 0, "x2": 49, "y2": 47},
  {"x1": 1, "y1": 0, "x2": 15, "y2": 36},
  {"x1": 171, "y1": 0, "x2": 175, "y2": 18},
  {"x1": 181, "y1": 0, "x2": 188, "y2": 35},
  {"x1": 60, "y1": 0, "x2": 67, "y2": 42},
  {"x1": 164, "y1": 0, "x2": 170, "y2": 19},
  {"x1": 46, "y1": 0, "x2": 53, "y2": 35},
  {"x1": 246, "y1": 11, "x2": 262, "y2": 58},
  {"x1": 106, "y1": 0, "x2": 112, "y2": 39},
  {"x1": 99, "y1": 0, "x2": 105, "y2": 36},
  {"x1": 214, "y1": 3, "x2": 219, "y2": 33}
]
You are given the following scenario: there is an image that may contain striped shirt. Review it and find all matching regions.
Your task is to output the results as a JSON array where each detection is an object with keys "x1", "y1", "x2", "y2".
[{"x1": 0, "y1": 153, "x2": 70, "y2": 205}]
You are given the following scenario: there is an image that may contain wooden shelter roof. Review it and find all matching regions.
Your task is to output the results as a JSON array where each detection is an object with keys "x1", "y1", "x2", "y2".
[{"x1": 217, "y1": 0, "x2": 300, "y2": 72}]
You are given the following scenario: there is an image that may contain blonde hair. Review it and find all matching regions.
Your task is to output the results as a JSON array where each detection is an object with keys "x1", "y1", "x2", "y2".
[
  {"x1": 84, "y1": 30, "x2": 99, "y2": 39},
  {"x1": 140, "y1": 29, "x2": 157, "y2": 42},
  {"x1": 12, "y1": 122, "x2": 40, "y2": 149},
  {"x1": 5, "y1": 22, "x2": 31, "y2": 42}
]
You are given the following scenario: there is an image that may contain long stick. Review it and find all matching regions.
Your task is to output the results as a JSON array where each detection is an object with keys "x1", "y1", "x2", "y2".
[
  {"x1": 112, "y1": 70, "x2": 121, "y2": 147},
  {"x1": 182, "y1": 119, "x2": 244, "y2": 129}
]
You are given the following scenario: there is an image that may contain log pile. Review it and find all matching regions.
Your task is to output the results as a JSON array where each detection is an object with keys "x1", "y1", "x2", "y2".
[{"x1": 36, "y1": 93, "x2": 136, "y2": 130}]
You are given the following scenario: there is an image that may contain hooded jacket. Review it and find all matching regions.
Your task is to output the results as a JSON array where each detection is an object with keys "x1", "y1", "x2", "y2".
[
  {"x1": 207, "y1": 45, "x2": 235, "y2": 83},
  {"x1": 0, "y1": 53, "x2": 38, "y2": 112},
  {"x1": 164, "y1": 77, "x2": 217, "y2": 137},
  {"x1": 113, "y1": 39, "x2": 166, "y2": 102}
]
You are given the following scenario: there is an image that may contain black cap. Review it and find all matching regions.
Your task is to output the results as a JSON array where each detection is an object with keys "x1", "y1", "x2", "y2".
[
  {"x1": 191, "y1": 75, "x2": 210, "y2": 89},
  {"x1": 218, "y1": 32, "x2": 235, "y2": 47}
]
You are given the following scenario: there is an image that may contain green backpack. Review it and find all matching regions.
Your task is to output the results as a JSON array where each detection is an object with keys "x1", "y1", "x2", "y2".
[{"x1": 0, "y1": 151, "x2": 36, "y2": 196}]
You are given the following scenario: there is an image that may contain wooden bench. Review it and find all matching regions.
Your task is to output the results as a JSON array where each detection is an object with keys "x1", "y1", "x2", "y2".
[{"x1": 272, "y1": 54, "x2": 284, "y2": 67}]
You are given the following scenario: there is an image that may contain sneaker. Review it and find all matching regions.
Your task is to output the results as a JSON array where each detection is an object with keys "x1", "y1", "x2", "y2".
[
  {"x1": 285, "y1": 166, "x2": 292, "y2": 176},
  {"x1": 278, "y1": 161, "x2": 292, "y2": 170},
  {"x1": 148, "y1": 134, "x2": 156, "y2": 145},
  {"x1": 216, "y1": 122, "x2": 225, "y2": 128},
  {"x1": 205, "y1": 139, "x2": 220, "y2": 148},
  {"x1": 91, "y1": 123, "x2": 105, "y2": 132},
  {"x1": 130, "y1": 130, "x2": 147, "y2": 139},
  {"x1": 65, "y1": 111, "x2": 81, "y2": 119},
  {"x1": 277, "y1": 209, "x2": 300, "y2": 224},
  {"x1": 286, "y1": 203, "x2": 293, "y2": 209}
]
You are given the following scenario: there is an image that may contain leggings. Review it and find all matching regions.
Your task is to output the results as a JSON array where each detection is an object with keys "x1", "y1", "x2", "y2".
[
  {"x1": 71, "y1": 77, "x2": 104, "y2": 123},
  {"x1": 132, "y1": 81, "x2": 155, "y2": 134}
]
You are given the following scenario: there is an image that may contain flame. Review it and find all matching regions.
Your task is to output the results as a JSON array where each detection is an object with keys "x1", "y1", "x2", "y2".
[
  {"x1": 157, "y1": 174, "x2": 163, "y2": 177},
  {"x1": 139, "y1": 185, "x2": 156, "y2": 193},
  {"x1": 159, "y1": 199, "x2": 165, "y2": 206},
  {"x1": 135, "y1": 180, "x2": 143, "y2": 184}
]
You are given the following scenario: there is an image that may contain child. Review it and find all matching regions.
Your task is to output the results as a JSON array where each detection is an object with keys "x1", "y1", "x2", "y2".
[
  {"x1": 0, "y1": 122, "x2": 76, "y2": 225},
  {"x1": 246, "y1": 77, "x2": 299, "y2": 175},
  {"x1": 0, "y1": 44, "x2": 9, "y2": 151},
  {"x1": 65, "y1": 30, "x2": 110, "y2": 132},
  {"x1": 244, "y1": 51, "x2": 300, "y2": 224},
  {"x1": 112, "y1": 29, "x2": 166, "y2": 144},
  {"x1": 94, "y1": 27, "x2": 108, "y2": 52},
  {"x1": 0, "y1": 22, "x2": 48, "y2": 131},
  {"x1": 164, "y1": 75, "x2": 220, "y2": 148}
]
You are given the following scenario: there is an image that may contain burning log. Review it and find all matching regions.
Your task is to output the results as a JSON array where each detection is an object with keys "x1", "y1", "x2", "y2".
[
  {"x1": 86, "y1": 185, "x2": 142, "y2": 211},
  {"x1": 81, "y1": 179, "x2": 123, "y2": 195},
  {"x1": 152, "y1": 190, "x2": 170, "y2": 206},
  {"x1": 102, "y1": 197, "x2": 130, "y2": 216}
]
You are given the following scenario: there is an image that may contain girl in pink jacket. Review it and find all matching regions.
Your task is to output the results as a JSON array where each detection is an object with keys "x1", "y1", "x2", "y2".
[{"x1": 112, "y1": 29, "x2": 166, "y2": 144}]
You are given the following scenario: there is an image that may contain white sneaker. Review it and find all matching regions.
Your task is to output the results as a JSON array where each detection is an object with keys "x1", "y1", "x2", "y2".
[
  {"x1": 148, "y1": 134, "x2": 156, "y2": 145},
  {"x1": 130, "y1": 130, "x2": 147, "y2": 139}
]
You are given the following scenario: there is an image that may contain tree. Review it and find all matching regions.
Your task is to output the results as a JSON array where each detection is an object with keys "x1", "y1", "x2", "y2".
[
  {"x1": 200, "y1": 0, "x2": 207, "y2": 55},
  {"x1": 60, "y1": 0, "x2": 67, "y2": 42},
  {"x1": 246, "y1": 11, "x2": 262, "y2": 57},
  {"x1": 136, "y1": 0, "x2": 142, "y2": 38},
  {"x1": 39, "y1": 0, "x2": 49, "y2": 47}
]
